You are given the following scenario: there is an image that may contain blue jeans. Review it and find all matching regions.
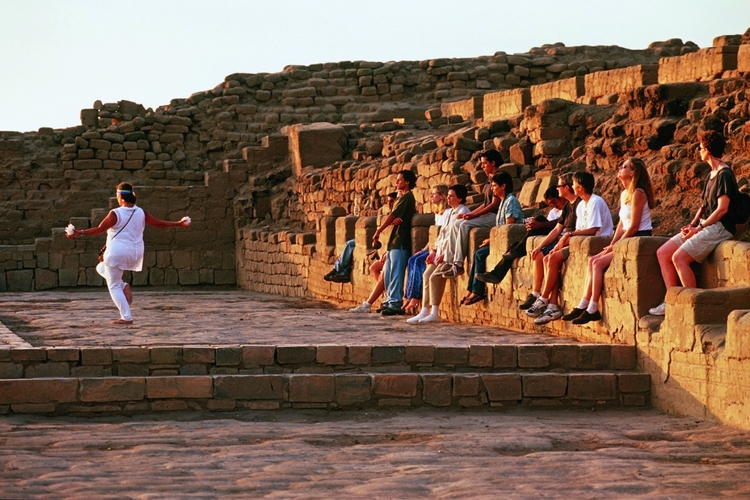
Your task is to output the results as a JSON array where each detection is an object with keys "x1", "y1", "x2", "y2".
[
  {"x1": 467, "y1": 245, "x2": 490, "y2": 295},
  {"x1": 383, "y1": 248, "x2": 409, "y2": 310},
  {"x1": 405, "y1": 248, "x2": 429, "y2": 301},
  {"x1": 333, "y1": 239, "x2": 355, "y2": 275}
]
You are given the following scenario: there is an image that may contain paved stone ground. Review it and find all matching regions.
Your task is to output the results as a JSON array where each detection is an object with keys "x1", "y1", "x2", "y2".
[
  {"x1": 3, "y1": 288, "x2": 750, "y2": 497},
  {"x1": 0, "y1": 288, "x2": 576, "y2": 347},
  {"x1": 2, "y1": 409, "x2": 750, "y2": 498}
]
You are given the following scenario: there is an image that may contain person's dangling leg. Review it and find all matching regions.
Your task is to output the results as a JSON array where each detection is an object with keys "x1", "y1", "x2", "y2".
[{"x1": 98, "y1": 262, "x2": 133, "y2": 323}]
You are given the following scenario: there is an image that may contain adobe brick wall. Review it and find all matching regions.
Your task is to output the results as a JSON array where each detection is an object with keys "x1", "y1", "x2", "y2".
[
  {"x1": 584, "y1": 65, "x2": 659, "y2": 98},
  {"x1": 658, "y1": 46, "x2": 739, "y2": 84}
]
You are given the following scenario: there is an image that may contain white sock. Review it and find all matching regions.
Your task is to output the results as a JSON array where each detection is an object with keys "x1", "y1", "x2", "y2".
[
  {"x1": 532, "y1": 291, "x2": 540, "y2": 298},
  {"x1": 537, "y1": 296, "x2": 549, "y2": 306},
  {"x1": 431, "y1": 305, "x2": 439, "y2": 315},
  {"x1": 586, "y1": 301, "x2": 598, "y2": 314},
  {"x1": 364, "y1": 301, "x2": 371, "y2": 307},
  {"x1": 577, "y1": 298, "x2": 590, "y2": 310}
]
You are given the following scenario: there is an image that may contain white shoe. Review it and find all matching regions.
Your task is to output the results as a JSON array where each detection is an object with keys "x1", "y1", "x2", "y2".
[
  {"x1": 534, "y1": 304, "x2": 562, "y2": 325},
  {"x1": 349, "y1": 302, "x2": 371, "y2": 313},
  {"x1": 419, "y1": 313, "x2": 441, "y2": 323},
  {"x1": 649, "y1": 302, "x2": 666, "y2": 316},
  {"x1": 406, "y1": 311, "x2": 429, "y2": 324},
  {"x1": 525, "y1": 297, "x2": 549, "y2": 318}
]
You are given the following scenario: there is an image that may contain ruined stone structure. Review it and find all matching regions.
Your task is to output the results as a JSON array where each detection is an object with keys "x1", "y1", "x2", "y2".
[{"x1": 2, "y1": 30, "x2": 750, "y2": 427}]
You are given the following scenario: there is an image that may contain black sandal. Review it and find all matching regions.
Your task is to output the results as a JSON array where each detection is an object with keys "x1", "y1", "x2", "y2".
[{"x1": 464, "y1": 294, "x2": 486, "y2": 306}]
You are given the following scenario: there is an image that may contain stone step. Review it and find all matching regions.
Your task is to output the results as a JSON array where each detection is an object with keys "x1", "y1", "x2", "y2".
[
  {"x1": 1, "y1": 343, "x2": 637, "y2": 379},
  {"x1": 0, "y1": 370, "x2": 650, "y2": 415}
]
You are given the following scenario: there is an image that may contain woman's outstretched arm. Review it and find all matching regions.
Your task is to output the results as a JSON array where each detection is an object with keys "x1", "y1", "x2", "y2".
[{"x1": 144, "y1": 211, "x2": 191, "y2": 229}]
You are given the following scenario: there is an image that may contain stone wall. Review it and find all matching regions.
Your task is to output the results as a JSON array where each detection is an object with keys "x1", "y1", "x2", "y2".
[{"x1": 659, "y1": 47, "x2": 738, "y2": 84}]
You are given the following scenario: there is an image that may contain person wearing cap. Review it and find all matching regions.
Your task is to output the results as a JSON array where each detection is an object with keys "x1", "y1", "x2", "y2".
[{"x1": 67, "y1": 182, "x2": 191, "y2": 325}]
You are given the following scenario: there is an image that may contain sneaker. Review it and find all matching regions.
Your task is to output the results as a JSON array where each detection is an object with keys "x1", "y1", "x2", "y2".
[
  {"x1": 349, "y1": 302, "x2": 371, "y2": 313},
  {"x1": 525, "y1": 297, "x2": 548, "y2": 318},
  {"x1": 534, "y1": 304, "x2": 562, "y2": 325},
  {"x1": 649, "y1": 302, "x2": 667, "y2": 316},
  {"x1": 572, "y1": 310, "x2": 602, "y2": 325},
  {"x1": 475, "y1": 272, "x2": 501, "y2": 284},
  {"x1": 323, "y1": 270, "x2": 337, "y2": 282},
  {"x1": 519, "y1": 293, "x2": 538, "y2": 310},
  {"x1": 419, "y1": 313, "x2": 441, "y2": 323},
  {"x1": 406, "y1": 311, "x2": 429, "y2": 324},
  {"x1": 442, "y1": 265, "x2": 464, "y2": 278},
  {"x1": 562, "y1": 307, "x2": 586, "y2": 321},
  {"x1": 381, "y1": 306, "x2": 405, "y2": 316}
]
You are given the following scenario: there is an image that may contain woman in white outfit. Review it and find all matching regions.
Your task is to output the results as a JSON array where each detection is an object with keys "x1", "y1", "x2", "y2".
[{"x1": 67, "y1": 183, "x2": 190, "y2": 324}]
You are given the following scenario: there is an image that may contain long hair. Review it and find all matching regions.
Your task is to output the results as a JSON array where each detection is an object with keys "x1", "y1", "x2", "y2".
[
  {"x1": 624, "y1": 158, "x2": 655, "y2": 208},
  {"x1": 432, "y1": 184, "x2": 449, "y2": 214}
]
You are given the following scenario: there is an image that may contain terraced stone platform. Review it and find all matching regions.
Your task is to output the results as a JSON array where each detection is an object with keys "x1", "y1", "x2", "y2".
[{"x1": 0, "y1": 289, "x2": 648, "y2": 415}]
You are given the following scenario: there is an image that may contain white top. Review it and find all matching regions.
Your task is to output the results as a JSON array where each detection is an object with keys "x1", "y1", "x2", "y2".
[
  {"x1": 104, "y1": 206, "x2": 146, "y2": 271},
  {"x1": 547, "y1": 207, "x2": 562, "y2": 222},
  {"x1": 575, "y1": 193, "x2": 614, "y2": 236},
  {"x1": 435, "y1": 204, "x2": 469, "y2": 258},
  {"x1": 619, "y1": 189, "x2": 652, "y2": 232}
]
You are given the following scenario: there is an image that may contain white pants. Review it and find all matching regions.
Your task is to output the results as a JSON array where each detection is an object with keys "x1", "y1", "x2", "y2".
[
  {"x1": 96, "y1": 262, "x2": 132, "y2": 321},
  {"x1": 445, "y1": 212, "x2": 497, "y2": 265}
]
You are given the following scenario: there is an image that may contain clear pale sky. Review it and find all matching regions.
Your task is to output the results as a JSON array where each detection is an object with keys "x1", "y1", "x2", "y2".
[{"x1": 1, "y1": 0, "x2": 748, "y2": 132}]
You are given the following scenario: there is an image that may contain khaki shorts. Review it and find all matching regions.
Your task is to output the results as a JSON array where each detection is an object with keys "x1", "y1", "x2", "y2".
[{"x1": 669, "y1": 222, "x2": 733, "y2": 263}]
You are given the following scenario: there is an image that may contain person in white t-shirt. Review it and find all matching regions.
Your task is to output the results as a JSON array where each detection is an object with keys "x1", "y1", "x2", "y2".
[
  {"x1": 527, "y1": 171, "x2": 613, "y2": 325},
  {"x1": 67, "y1": 182, "x2": 191, "y2": 325}
]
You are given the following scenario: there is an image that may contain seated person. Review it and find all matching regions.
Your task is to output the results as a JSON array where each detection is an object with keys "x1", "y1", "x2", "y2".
[
  {"x1": 435, "y1": 149, "x2": 503, "y2": 278},
  {"x1": 462, "y1": 172, "x2": 524, "y2": 306},
  {"x1": 404, "y1": 185, "x2": 448, "y2": 314},
  {"x1": 324, "y1": 193, "x2": 397, "y2": 283},
  {"x1": 407, "y1": 184, "x2": 470, "y2": 324},
  {"x1": 349, "y1": 252, "x2": 388, "y2": 313},
  {"x1": 649, "y1": 130, "x2": 738, "y2": 316},
  {"x1": 526, "y1": 171, "x2": 613, "y2": 325},
  {"x1": 565, "y1": 157, "x2": 654, "y2": 324},
  {"x1": 476, "y1": 185, "x2": 565, "y2": 286}
]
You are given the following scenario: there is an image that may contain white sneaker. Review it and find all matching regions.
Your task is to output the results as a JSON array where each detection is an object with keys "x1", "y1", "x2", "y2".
[
  {"x1": 419, "y1": 313, "x2": 441, "y2": 323},
  {"x1": 525, "y1": 297, "x2": 549, "y2": 318},
  {"x1": 649, "y1": 302, "x2": 667, "y2": 316},
  {"x1": 534, "y1": 304, "x2": 562, "y2": 325},
  {"x1": 349, "y1": 302, "x2": 371, "y2": 313},
  {"x1": 406, "y1": 311, "x2": 429, "y2": 324}
]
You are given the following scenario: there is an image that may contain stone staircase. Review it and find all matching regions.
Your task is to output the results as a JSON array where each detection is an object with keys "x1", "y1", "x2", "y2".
[{"x1": 0, "y1": 343, "x2": 649, "y2": 415}]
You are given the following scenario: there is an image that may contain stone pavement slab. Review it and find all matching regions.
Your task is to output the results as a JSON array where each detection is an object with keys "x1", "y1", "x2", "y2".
[
  {"x1": 1, "y1": 409, "x2": 750, "y2": 498},
  {"x1": 0, "y1": 289, "x2": 578, "y2": 347}
]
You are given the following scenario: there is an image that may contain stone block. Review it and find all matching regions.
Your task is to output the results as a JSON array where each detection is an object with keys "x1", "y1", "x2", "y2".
[
  {"x1": 434, "y1": 347, "x2": 469, "y2": 365},
  {"x1": 316, "y1": 345, "x2": 346, "y2": 365},
  {"x1": 0, "y1": 379, "x2": 78, "y2": 404},
  {"x1": 549, "y1": 345, "x2": 578, "y2": 369},
  {"x1": 47, "y1": 348, "x2": 80, "y2": 362},
  {"x1": 80, "y1": 348, "x2": 112, "y2": 365},
  {"x1": 522, "y1": 374, "x2": 567, "y2": 397},
  {"x1": 79, "y1": 377, "x2": 146, "y2": 402},
  {"x1": 568, "y1": 374, "x2": 617, "y2": 400},
  {"x1": 405, "y1": 345, "x2": 434, "y2": 363},
  {"x1": 214, "y1": 375, "x2": 285, "y2": 400},
  {"x1": 585, "y1": 65, "x2": 658, "y2": 97},
  {"x1": 150, "y1": 400, "x2": 189, "y2": 411},
  {"x1": 422, "y1": 374, "x2": 452, "y2": 407},
  {"x1": 25, "y1": 362, "x2": 70, "y2": 378},
  {"x1": 482, "y1": 374, "x2": 522, "y2": 401},
  {"x1": 207, "y1": 399, "x2": 237, "y2": 411},
  {"x1": 146, "y1": 376, "x2": 213, "y2": 399},
  {"x1": 0, "y1": 363, "x2": 23, "y2": 378},
  {"x1": 286, "y1": 123, "x2": 346, "y2": 177},
  {"x1": 11, "y1": 403, "x2": 56, "y2": 413},
  {"x1": 183, "y1": 347, "x2": 215, "y2": 364},
  {"x1": 118, "y1": 364, "x2": 150, "y2": 377},
  {"x1": 150, "y1": 347, "x2": 181, "y2": 365},
  {"x1": 469, "y1": 345, "x2": 493, "y2": 367},
  {"x1": 518, "y1": 345, "x2": 550, "y2": 368},
  {"x1": 726, "y1": 310, "x2": 750, "y2": 359},
  {"x1": 577, "y1": 345, "x2": 611, "y2": 370},
  {"x1": 493, "y1": 346, "x2": 517, "y2": 368},
  {"x1": 335, "y1": 374, "x2": 371, "y2": 406},
  {"x1": 372, "y1": 346, "x2": 405, "y2": 363},
  {"x1": 34, "y1": 268, "x2": 58, "y2": 290},
  {"x1": 6, "y1": 270, "x2": 33, "y2": 291},
  {"x1": 530, "y1": 76, "x2": 585, "y2": 105},
  {"x1": 111, "y1": 347, "x2": 150, "y2": 363},
  {"x1": 242, "y1": 346, "x2": 274, "y2": 366},
  {"x1": 348, "y1": 346, "x2": 371, "y2": 365},
  {"x1": 618, "y1": 373, "x2": 650, "y2": 393},
  {"x1": 216, "y1": 347, "x2": 242, "y2": 366},
  {"x1": 276, "y1": 346, "x2": 316, "y2": 364},
  {"x1": 372, "y1": 374, "x2": 418, "y2": 397},
  {"x1": 453, "y1": 374, "x2": 480, "y2": 397},
  {"x1": 289, "y1": 375, "x2": 335, "y2": 402},
  {"x1": 483, "y1": 88, "x2": 530, "y2": 120},
  {"x1": 11, "y1": 348, "x2": 46, "y2": 362},
  {"x1": 610, "y1": 345, "x2": 637, "y2": 370}
]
